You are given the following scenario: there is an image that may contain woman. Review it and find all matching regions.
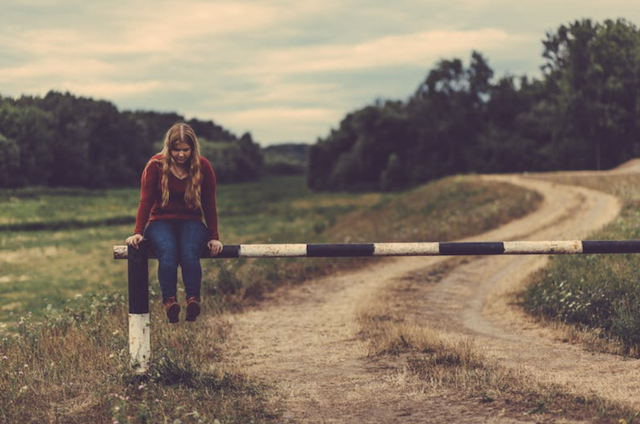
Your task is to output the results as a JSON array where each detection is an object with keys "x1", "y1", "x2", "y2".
[{"x1": 126, "y1": 122, "x2": 223, "y2": 323}]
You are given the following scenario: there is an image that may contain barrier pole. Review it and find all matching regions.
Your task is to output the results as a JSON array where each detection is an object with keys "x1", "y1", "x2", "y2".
[
  {"x1": 115, "y1": 240, "x2": 640, "y2": 260},
  {"x1": 127, "y1": 244, "x2": 150, "y2": 374},
  {"x1": 115, "y1": 239, "x2": 640, "y2": 372}
]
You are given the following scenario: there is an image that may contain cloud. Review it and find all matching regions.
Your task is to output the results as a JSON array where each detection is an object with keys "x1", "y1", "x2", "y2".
[
  {"x1": 59, "y1": 80, "x2": 168, "y2": 99},
  {"x1": 205, "y1": 78, "x2": 343, "y2": 107},
  {"x1": 3, "y1": 0, "x2": 640, "y2": 145},
  {"x1": 239, "y1": 28, "x2": 533, "y2": 76},
  {"x1": 1, "y1": 4, "x2": 277, "y2": 58},
  {"x1": 209, "y1": 107, "x2": 340, "y2": 142},
  {"x1": 107, "y1": 1, "x2": 287, "y2": 54},
  {"x1": 0, "y1": 57, "x2": 112, "y2": 80}
]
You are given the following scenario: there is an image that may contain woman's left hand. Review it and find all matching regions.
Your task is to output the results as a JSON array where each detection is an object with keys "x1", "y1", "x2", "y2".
[{"x1": 208, "y1": 239, "x2": 223, "y2": 257}]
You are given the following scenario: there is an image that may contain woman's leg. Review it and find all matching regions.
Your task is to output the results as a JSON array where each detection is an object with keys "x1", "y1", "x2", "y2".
[
  {"x1": 144, "y1": 221, "x2": 179, "y2": 301},
  {"x1": 176, "y1": 220, "x2": 209, "y2": 299}
]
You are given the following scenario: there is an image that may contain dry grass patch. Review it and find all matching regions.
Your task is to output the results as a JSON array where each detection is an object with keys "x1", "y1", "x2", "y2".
[
  {"x1": 0, "y1": 297, "x2": 278, "y2": 424},
  {"x1": 356, "y1": 263, "x2": 640, "y2": 423}
]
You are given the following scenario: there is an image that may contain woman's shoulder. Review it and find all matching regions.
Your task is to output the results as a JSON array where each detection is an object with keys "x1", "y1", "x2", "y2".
[
  {"x1": 199, "y1": 156, "x2": 216, "y2": 180},
  {"x1": 142, "y1": 154, "x2": 164, "y2": 176},
  {"x1": 199, "y1": 155, "x2": 215, "y2": 171},
  {"x1": 146, "y1": 154, "x2": 164, "y2": 167}
]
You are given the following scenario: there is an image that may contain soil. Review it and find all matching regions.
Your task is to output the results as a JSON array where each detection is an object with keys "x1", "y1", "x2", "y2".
[{"x1": 211, "y1": 169, "x2": 640, "y2": 423}]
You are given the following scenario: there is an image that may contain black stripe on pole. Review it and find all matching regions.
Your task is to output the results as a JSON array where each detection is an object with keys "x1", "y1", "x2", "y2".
[
  {"x1": 307, "y1": 243, "x2": 375, "y2": 257},
  {"x1": 582, "y1": 240, "x2": 640, "y2": 254},
  {"x1": 128, "y1": 244, "x2": 149, "y2": 314},
  {"x1": 211, "y1": 245, "x2": 241, "y2": 258},
  {"x1": 439, "y1": 242, "x2": 505, "y2": 255}
]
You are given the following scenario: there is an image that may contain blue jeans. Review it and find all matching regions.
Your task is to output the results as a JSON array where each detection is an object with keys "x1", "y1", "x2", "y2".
[{"x1": 144, "y1": 220, "x2": 209, "y2": 301}]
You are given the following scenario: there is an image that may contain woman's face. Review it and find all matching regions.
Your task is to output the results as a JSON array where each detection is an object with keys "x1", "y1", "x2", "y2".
[{"x1": 171, "y1": 141, "x2": 192, "y2": 166}]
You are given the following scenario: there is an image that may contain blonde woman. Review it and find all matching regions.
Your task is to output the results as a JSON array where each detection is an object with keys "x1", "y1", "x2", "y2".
[{"x1": 126, "y1": 123, "x2": 223, "y2": 323}]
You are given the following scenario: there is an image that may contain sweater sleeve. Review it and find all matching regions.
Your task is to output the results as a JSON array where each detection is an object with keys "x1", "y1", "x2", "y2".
[
  {"x1": 200, "y1": 157, "x2": 219, "y2": 240},
  {"x1": 134, "y1": 160, "x2": 159, "y2": 235}
]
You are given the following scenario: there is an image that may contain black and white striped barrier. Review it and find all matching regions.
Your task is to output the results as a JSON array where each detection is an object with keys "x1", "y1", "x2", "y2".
[
  {"x1": 115, "y1": 240, "x2": 640, "y2": 372},
  {"x1": 114, "y1": 240, "x2": 640, "y2": 260}
]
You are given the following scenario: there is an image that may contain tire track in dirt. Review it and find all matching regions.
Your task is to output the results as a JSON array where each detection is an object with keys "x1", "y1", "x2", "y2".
[{"x1": 213, "y1": 173, "x2": 629, "y2": 423}]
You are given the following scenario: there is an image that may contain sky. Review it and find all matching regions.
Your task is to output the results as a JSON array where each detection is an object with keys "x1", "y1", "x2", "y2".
[{"x1": 2, "y1": 1, "x2": 640, "y2": 146}]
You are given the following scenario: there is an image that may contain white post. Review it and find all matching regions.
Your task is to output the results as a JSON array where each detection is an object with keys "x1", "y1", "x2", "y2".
[
  {"x1": 129, "y1": 313, "x2": 150, "y2": 373},
  {"x1": 127, "y1": 244, "x2": 150, "y2": 374}
]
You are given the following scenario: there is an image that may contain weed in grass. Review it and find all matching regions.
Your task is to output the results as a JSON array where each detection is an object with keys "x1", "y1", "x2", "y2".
[{"x1": 213, "y1": 260, "x2": 245, "y2": 296}]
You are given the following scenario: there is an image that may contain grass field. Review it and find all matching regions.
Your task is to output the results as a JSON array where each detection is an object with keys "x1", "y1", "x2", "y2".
[
  {"x1": 522, "y1": 172, "x2": 640, "y2": 355},
  {"x1": 0, "y1": 175, "x2": 538, "y2": 323},
  {"x1": 0, "y1": 176, "x2": 382, "y2": 322},
  {"x1": 0, "y1": 174, "x2": 542, "y2": 423}
]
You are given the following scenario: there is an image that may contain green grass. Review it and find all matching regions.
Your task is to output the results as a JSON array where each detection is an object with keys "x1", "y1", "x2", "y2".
[
  {"x1": 0, "y1": 174, "x2": 542, "y2": 423},
  {"x1": 0, "y1": 176, "x2": 383, "y2": 322},
  {"x1": 0, "y1": 187, "x2": 139, "y2": 229},
  {"x1": 0, "y1": 175, "x2": 538, "y2": 322},
  {"x1": 522, "y1": 172, "x2": 640, "y2": 355}
]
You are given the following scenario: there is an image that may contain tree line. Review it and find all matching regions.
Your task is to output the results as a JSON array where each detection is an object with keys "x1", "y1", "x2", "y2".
[
  {"x1": 0, "y1": 91, "x2": 263, "y2": 188},
  {"x1": 308, "y1": 18, "x2": 640, "y2": 191}
]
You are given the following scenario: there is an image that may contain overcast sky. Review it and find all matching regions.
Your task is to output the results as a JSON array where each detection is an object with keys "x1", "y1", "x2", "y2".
[{"x1": 1, "y1": 1, "x2": 640, "y2": 146}]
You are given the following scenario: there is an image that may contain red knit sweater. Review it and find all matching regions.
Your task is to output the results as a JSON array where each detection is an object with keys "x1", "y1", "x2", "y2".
[{"x1": 134, "y1": 154, "x2": 219, "y2": 240}]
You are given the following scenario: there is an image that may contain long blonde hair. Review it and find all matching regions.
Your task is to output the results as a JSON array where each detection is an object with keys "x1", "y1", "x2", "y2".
[{"x1": 157, "y1": 123, "x2": 202, "y2": 210}]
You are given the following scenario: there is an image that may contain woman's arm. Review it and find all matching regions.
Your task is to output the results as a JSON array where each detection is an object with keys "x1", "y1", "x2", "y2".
[
  {"x1": 200, "y1": 157, "x2": 219, "y2": 241},
  {"x1": 127, "y1": 160, "x2": 159, "y2": 248}
]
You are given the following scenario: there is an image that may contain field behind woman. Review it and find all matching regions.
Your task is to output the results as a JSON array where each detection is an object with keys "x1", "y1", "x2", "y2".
[{"x1": 0, "y1": 176, "x2": 377, "y2": 323}]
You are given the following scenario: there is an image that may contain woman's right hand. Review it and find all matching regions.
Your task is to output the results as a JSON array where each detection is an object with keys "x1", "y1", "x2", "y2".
[{"x1": 126, "y1": 234, "x2": 144, "y2": 249}]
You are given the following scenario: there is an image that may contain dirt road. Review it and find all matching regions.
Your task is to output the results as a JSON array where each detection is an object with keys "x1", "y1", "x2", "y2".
[{"x1": 214, "y1": 173, "x2": 639, "y2": 423}]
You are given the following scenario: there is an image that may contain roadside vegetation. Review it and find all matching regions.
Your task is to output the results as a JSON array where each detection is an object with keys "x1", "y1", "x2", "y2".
[
  {"x1": 0, "y1": 174, "x2": 539, "y2": 423},
  {"x1": 522, "y1": 171, "x2": 640, "y2": 356}
]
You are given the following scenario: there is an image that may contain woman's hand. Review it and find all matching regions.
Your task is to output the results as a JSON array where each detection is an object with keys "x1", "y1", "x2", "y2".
[
  {"x1": 208, "y1": 239, "x2": 223, "y2": 257},
  {"x1": 126, "y1": 234, "x2": 144, "y2": 249}
]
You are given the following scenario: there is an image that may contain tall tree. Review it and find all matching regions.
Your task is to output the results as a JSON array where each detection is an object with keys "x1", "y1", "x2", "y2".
[
  {"x1": 0, "y1": 100, "x2": 55, "y2": 186},
  {"x1": 542, "y1": 19, "x2": 640, "y2": 169}
]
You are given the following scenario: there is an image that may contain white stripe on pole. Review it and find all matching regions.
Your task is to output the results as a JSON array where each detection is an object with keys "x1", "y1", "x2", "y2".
[
  {"x1": 504, "y1": 240, "x2": 583, "y2": 254},
  {"x1": 239, "y1": 244, "x2": 308, "y2": 257},
  {"x1": 129, "y1": 313, "x2": 150, "y2": 374},
  {"x1": 373, "y1": 242, "x2": 440, "y2": 256}
]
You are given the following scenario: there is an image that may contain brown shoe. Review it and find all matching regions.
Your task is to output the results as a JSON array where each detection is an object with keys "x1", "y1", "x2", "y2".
[
  {"x1": 163, "y1": 296, "x2": 180, "y2": 323},
  {"x1": 186, "y1": 296, "x2": 201, "y2": 322}
]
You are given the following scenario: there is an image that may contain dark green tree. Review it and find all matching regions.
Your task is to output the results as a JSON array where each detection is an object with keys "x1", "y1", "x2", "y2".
[
  {"x1": 0, "y1": 100, "x2": 55, "y2": 186},
  {"x1": 542, "y1": 19, "x2": 640, "y2": 169},
  {"x1": 0, "y1": 133, "x2": 20, "y2": 187},
  {"x1": 0, "y1": 91, "x2": 264, "y2": 188}
]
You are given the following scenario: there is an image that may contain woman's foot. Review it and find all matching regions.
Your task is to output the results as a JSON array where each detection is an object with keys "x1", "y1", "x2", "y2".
[
  {"x1": 186, "y1": 296, "x2": 201, "y2": 322},
  {"x1": 163, "y1": 296, "x2": 180, "y2": 323}
]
